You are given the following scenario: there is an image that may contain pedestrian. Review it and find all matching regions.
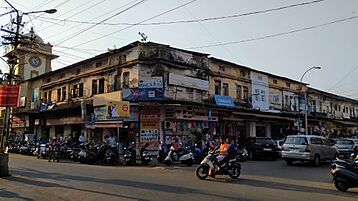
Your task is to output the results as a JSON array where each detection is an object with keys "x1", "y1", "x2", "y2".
[{"x1": 79, "y1": 133, "x2": 85, "y2": 143}]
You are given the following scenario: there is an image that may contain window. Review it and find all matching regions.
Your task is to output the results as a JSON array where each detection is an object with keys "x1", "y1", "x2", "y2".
[
  {"x1": 114, "y1": 74, "x2": 121, "y2": 91},
  {"x1": 92, "y1": 80, "x2": 98, "y2": 95},
  {"x1": 96, "y1": 62, "x2": 102, "y2": 67},
  {"x1": 272, "y1": 93, "x2": 280, "y2": 104},
  {"x1": 243, "y1": 86, "x2": 248, "y2": 101},
  {"x1": 334, "y1": 105, "x2": 337, "y2": 111},
  {"x1": 62, "y1": 87, "x2": 66, "y2": 101},
  {"x1": 273, "y1": 79, "x2": 278, "y2": 84},
  {"x1": 286, "y1": 82, "x2": 291, "y2": 87},
  {"x1": 57, "y1": 88, "x2": 61, "y2": 102},
  {"x1": 60, "y1": 73, "x2": 65, "y2": 79},
  {"x1": 261, "y1": 90, "x2": 265, "y2": 102},
  {"x1": 120, "y1": 54, "x2": 126, "y2": 63},
  {"x1": 223, "y1": 83, "x2": 229, "y2": 96},
  {"x1": 48, "y1": 90, "x2": 51, "y2": 102},
  {"x1": 46, "y1": 78, "x2": 51, "y2": 83},
  {"x1": 240, "y1": 71, "x2": 246, "y2": 77},
  {"x1": 310, "y1": 138, "x2": 323, "y2": 145},
  {"x1": 186, "y1": 88, "x2": 193, "y2": 92},
  {"x1": 219, "y1": 66, "x2": 225, "y2": 72},
  {"x1": 76, "y1": 68, "x2": 81, "y2": 74},
  {"x1": 98, "y1": 78, "x2": 105, "y2": 94},
  {"x1": 338, "y1": 105, "x2": 341, "y2": 111},
  {"x1": 319, "y1": 102, "x2": 323, "y2": 112},
  {"x1": 30, "y1": 70, "x2": 39, "y2": 78},
  {"x1": 123, "y1": 72, "x2": 130, "y2": 88},
  {"x1": 254, "y1": 89, "x2": 260, "y2": 101},
  {"x1": 79, "y1": 83, "x2": 84, "y2": 97},
  {"x1": 312, "y1": 100, "x2": 317, "y2": 112},
  {"x1": 72, "y1": 85, "x2": 78, "y2": 98},
  {"x1": 214, "y1": 80, "x2": 221, "y2": 95},
  {"x1": 236, "y1": 85, "x2": 242, "y2": 99},
  {"x1": 257, "y1": 76, "x2": 263, "y2": 81},
  {"x1": 44, "y1": 92, "x2": 47, "y2": 103}
]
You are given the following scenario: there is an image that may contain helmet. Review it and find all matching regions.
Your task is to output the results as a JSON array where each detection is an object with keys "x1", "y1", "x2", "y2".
[{"x1": 52, "y1": 137, "x2": 57, "y2": 140}]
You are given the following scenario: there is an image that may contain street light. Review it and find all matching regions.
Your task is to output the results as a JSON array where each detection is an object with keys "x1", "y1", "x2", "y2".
[
  {"x1": 1, "y1": 0, "x2": 57, "y2": 152},
  {"x1": 300, "y1": 66, "x2": 321, "y2": 135}
]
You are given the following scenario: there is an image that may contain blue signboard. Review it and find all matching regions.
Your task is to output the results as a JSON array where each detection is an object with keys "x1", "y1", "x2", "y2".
[
  {"x1": 214, "y1": 95, "x2": 235, "y2": 107},
  {"x1": 122, "y1": 88, "x2": 165, "y2": 101}
]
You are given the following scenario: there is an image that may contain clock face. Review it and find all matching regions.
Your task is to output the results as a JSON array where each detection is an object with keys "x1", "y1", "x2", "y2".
[{"x1": 29, "y1": 56, "x2": 41, "y2": 67}]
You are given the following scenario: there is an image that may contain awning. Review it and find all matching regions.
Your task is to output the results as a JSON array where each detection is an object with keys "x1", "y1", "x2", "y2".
[
  {"x1": 232, "y1": 112, "x2": 294, "y2": 121},
  {"x1": 333, "y1": 120, "x2": 358, "y2": 127},
  {"x1": 94, "y1": 121, "x2": 123, "y2": 128}
]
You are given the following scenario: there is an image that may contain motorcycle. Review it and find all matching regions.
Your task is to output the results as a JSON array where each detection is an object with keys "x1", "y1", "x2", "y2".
[
  {"x1": 195, "y1": 148, "x2": 241, "y2": 180},
  {"x1": 331, "y1": 153, "x2": 358, "y2": 192},
  {"x1": 164, "y1": 146, "x2": 194, "y2": 166},
  {"x1": 37, "y1": 143, "x2": 49, "y2": 159},
  {"x1": 237, "y1": 147, "x2": 248, "y2": 162},
  {"x1": 157, "y1": 142, "x2": 166, "y2": 163},
  {"x1": 124, "y1": 144, "x2": 137, "y2": 165},
  {"x1": 140, "y1": 145, "x2": 152, "y2": 165},
  {"x1": 48, "y1": 143, "x2": 60, "y2": 162}
]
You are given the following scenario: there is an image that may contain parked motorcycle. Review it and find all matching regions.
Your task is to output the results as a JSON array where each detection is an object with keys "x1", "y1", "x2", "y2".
[
  {"x1": 140, "y1": 144, "x2": 152, "y2": 165},
  {"x1": 48, "y1": 143, "x2": 60, "y2": 162},
  {"x1": 331, "y1": 153, "x2": 358, "y2": 192},
  {"x1": 105, "y1": 149, "x2": 118, "y2": 166},
  {"x1": 37, "y1": 143, "x2": 49, "y2": 159},
  {"x1": 195, "y1": 148, "x2": 241, "y2": 180},
  {"x1": 124, "y1": 143, "x2": 137, "y2": 165},
  {"x1": 164, "y1": 146, "x2": 194, "y2": 166},
  {"x1": 157, "y1": 142, "x2": 166, "y2": 163}
]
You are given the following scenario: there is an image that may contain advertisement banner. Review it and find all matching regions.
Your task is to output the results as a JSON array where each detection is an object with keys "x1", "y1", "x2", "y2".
[
  {"x1": 139, "y1": 77, "x2": 163, "y2": 88},
  {"x1": 106, "y1": 101, "x2": 130, "y2": 118},
  {"x1": 0, "y1": 85, "x2": 20, "y2": 107},
  {"x1": 140, "y1": 109, "x2": 160, "y2": 150},
  {"x1": 122, "y1": 88, "x2": 164, "y2": 101},
  {"x1": 214, "y1": 95, "x2": 235, "y2": 107}
]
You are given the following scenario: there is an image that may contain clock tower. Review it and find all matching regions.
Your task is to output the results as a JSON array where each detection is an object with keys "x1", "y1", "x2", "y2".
[{"x1": 4, "y1": 27, "x2": 58, "y2": 81}]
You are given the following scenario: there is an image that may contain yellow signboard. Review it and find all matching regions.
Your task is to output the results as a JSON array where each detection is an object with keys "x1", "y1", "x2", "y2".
[{"x1": 106, "y1": 101, "x2": 130, "y2": 118}]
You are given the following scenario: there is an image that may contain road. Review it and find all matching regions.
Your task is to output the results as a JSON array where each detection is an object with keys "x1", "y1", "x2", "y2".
[{"x1": 0, "y1": 154, "x2": 357, "y2": 201}]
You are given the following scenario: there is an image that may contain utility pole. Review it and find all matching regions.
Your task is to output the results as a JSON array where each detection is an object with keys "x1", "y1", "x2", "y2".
[{"x1": 0, "y1": 0, "x2": 57, "y2": 151}]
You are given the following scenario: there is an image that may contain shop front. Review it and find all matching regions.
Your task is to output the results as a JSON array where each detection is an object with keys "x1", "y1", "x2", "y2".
[{"x1": 46, "y1": 116, "x2": 85, "y2": 141}]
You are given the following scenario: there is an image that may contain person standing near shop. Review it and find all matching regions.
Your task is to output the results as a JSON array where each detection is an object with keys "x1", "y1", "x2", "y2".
[{"x1": 79, "y1": 133, "x2": 85, "y2": 143}]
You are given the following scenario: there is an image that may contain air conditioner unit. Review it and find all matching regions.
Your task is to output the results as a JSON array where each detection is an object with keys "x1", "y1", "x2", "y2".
[{"x1": 164, "y1": 121, "x2": 174, "y2": 129}]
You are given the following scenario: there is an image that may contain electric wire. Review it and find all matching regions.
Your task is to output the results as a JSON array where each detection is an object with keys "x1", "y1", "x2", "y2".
[
  {"x1": 54, "y1": 0, "x2": 148, "y2": 44},
  {"x1": 36, "y1": 0, "x2": 325, "y2": 26},
  {"x1": 188, "y1": 15, "x2": 358, "y2": 49},
  {"x1": 65, "y1": 0, "x2": 199, "y2": 48}
]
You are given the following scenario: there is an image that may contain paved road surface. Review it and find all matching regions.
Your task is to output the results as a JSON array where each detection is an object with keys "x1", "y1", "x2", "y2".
[{"x1": 0, "y1": 154, "x2": 357, "y2": 201}]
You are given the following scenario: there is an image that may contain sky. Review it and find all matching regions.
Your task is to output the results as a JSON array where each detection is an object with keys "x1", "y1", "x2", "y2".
[{"x1": 1, "y1": 0, "x2": 357, "y2": 99}]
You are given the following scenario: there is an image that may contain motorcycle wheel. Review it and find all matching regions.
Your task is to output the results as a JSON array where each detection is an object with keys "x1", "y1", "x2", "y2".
[
  {"x1": 185, "y1": 159, "x2": 193, "y2": 167},
  {"x1": 334, "y1": 179, "x2": 349, "y2": 192},
  {"x1": 229, "y1": 164, "x2": 241, "y2": 179},
  {"x1": 195, "y1": 164, "x2": 209, "y2": 180}
]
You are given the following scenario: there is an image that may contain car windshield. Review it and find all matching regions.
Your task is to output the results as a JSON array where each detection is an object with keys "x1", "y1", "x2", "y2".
[
  {"x1": 285, "y1": 137, "x2": 307, "y2": 145},
  {"x1": 256, "y1": 138, "x2": 275, "y2": 145},
  {"x1": 336, "y1": 140, "x2": 354, "y2": 145}
]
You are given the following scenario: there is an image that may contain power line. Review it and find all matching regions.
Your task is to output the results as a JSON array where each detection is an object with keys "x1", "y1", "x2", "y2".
[
  {"x1": 188, "y1": 15, "x2": 358, "y2": 49},
  {"x1": 54, "y1": 0, "x2": 149, "y2": 44},
  {"x1": 69, "y1": 0, "x2": 199, "y2": 48},
  {"x1": 328, "y1": 64, "x2": 358, "y2": 90},
  {"x1": 36, "y1": 0, "x2": 326, "y2": 26}
]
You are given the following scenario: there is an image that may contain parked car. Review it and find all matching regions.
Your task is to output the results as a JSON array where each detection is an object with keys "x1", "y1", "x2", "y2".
[
  {"x1": 275, "y1": 140, "x2": 285, "y2": 158},
  {"x1": 334, "y1": 139, "x2": 355, "y2": 158},
  {"x1": 282, "y1": 135, "x2": 338, "y2": 166},
  {"x1": 245, "y1": 137, "x2": 280, "y2": 160}
]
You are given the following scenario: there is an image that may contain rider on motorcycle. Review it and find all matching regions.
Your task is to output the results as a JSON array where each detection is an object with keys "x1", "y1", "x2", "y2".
[
  {"x1": 208, "y1": 137, "x2": 229, "y2": 177},
  {"x1": 48, "y1": 137, "x2": 60, "y2": 162}
]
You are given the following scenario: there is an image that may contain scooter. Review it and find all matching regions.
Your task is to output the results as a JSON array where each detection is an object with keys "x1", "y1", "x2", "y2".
[
  {"x1": 331, "y1": 153, "x2": 358, "y2": 192},
  {"x1": 237, "y1": 147, "x2": 248, "y2": 162},
  {"x1": 37, "y1": 143, "x2": 49, "y2": 159},
  {"x1": 164, "y1": 146, "x2": 194, "y2": 166},
  {"x1": 195, "y1": 148, "x2": 241, "y2": 180}
]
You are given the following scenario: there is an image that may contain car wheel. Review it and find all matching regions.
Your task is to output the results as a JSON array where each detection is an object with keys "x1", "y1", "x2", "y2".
[
  {"x1": 313, "y1": 155, "x2": 320, "y2": 166},
  {"x1": 285, "y1": 159, "x2": 293, "y2": 165}
]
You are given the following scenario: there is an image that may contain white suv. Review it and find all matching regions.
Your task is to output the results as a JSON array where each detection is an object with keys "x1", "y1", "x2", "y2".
[{"x1": 282, "y1": 135, "x2": 338, "y2": 166}]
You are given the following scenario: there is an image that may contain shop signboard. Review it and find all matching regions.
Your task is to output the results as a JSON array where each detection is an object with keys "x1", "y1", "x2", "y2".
[
  {"x1": 122, "y1": 88, "x2": 164, "y2": 101},
  {"x1": 31, "y1": 88, "x2": 40, "y2": 109},
  {"x1": 140, "y1": 109, "x2": 160, "y2": 150},
  {"x1": 168, "y1": 73, "x2": 209, "y2": 91},
  {"x1": 214, "y1": 95, "x2": 235, "y2": 107},
  {"x1": 46, "y1": 116, "x2": 83, "y2": 126},
  {"x1": 139, "y1": 77, "x2": 163, "y2": 88},
  {"x1": 0, "y1": 85, "x2": 20, "y2": 107}
]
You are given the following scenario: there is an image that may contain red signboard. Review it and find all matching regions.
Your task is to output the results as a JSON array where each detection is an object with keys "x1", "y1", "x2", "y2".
[{"x1": 0, "y1": 85, "x2": 20, "y2": 107}]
